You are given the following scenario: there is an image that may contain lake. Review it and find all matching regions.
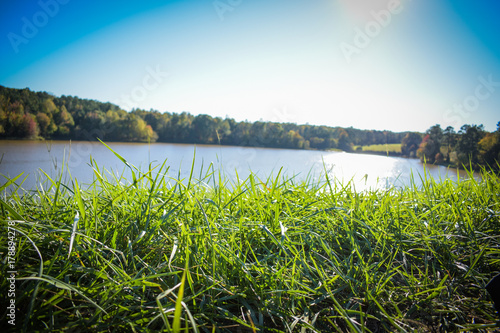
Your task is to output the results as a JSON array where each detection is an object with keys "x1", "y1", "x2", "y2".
[{"x1": 0, "y1": 140, "x2": 474, "y2": 191}]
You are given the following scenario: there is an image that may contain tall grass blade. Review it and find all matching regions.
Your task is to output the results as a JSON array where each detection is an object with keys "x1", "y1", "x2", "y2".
[
  {"x1": 68, "y1": 212, "x2": 80, "y2": 259},
  {"x1": 0, "y1": 172, "x2": 24, "y2": 192},
  {"x1": 0, "y1": 198, "x2": 25, "y2": 220},
  {"x1": 173, "y1": 259, "x2": 189, "y2": 332}
]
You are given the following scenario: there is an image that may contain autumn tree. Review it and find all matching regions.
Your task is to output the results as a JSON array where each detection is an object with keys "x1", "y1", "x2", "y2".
[
  {"x1": 401, "y1": 132, "x2": 422, "y2": 157},
  {"x1": 417, "y1": 125, "x2": 443, "y2": 163},
  {"x1": 17, "y1": 114, "x2": 39, "y2": 138},
  {"x1": 478, "y1": 121, "x2": 500, "y2": 168}
]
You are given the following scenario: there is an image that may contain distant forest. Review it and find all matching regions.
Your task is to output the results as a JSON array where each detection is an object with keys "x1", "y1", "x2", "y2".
[{"x1": 1, "y1": 85, "x2": 499, "y2": 169}]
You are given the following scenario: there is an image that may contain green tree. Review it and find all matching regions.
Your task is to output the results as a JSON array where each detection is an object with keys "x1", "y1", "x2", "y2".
[
  {"x1": 417, "y1": 125, "x2": 443, "y2": 163},
  {"x1": 401, "y1": 132, "x2": 422, "y2": 157},
  {"x1": 216, "y1": 118, "x2": 232, "y2": 144},
  {"x1": 43, "y1": 98, "x2": 58, "y2": 114},
  {"x1": 228, "y1": 121, "x2": 251, "y2": 146},
  {"x1": 478, "y1": 122, "x2": 500, "y2": 168},
  {"x1": 309, "y1": 137, "x2": 325, "y2": 149},
  {"x1": 55, "y1": 105, "x2": 75, "y2": 137},
  {"x1": 36, "y1": 112, "x2": 51, "y2": 137},
  {"x1": 77, "y1": 111, "x2": 105, "y2": 139},
  {"x1": 456, "y1": 124, "x2": 485, "y2": 168},
  {"x1": 0, "y1": 102, "x2": 7, "y2": 135},
  {"x1": 337, "y1": 128, "x2": 353, "y2": 152},
  {"x1": 121, "y1": 114, "x2": 158, "y2": 142},
  {"x1": 167, "y1": 112, "x2": 193, "y2": 143},
  {"x1": 443, "y1": 126, "x2": 456, "y2": 162},
  {"x1": 192, "y1": 114, "x2": 217, "y2": 143}
]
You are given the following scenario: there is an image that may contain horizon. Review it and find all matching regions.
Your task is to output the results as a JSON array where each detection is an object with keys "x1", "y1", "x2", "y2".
[{"x1": 1, "y1": 0, "x2": 500, "y2": 133}]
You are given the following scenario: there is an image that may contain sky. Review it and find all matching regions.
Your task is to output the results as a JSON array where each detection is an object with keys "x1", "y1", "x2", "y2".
[{"x1": 1, "y1": 0, "x2": 499, "y2": 133}]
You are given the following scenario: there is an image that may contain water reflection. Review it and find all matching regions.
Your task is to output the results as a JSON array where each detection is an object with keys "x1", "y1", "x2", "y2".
[
  {"x1": 321, "y1": 152, "x2": 468, "y2": 190},
  {"x1": 0, "y1": 140, "x2": 476, "y2": 191}
]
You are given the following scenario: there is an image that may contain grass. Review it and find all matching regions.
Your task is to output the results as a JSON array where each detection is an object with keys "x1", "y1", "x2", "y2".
[
  {"x1": 355, "y1": 144, "x2": 402, "y2": 155},
  {"x1": 1, "y1": 144, "x2": 500, "y2": 332}
]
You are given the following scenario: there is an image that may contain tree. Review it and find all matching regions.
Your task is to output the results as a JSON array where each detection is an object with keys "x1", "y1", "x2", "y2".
[
  {"x1": 167, "y1": 112, "x2": 193, "y2": 143},
  {"x1": 309, "y1": 137, "x2": 326, "y2": 149},
  {"x1": 216, "y1": 118, "x2": 232, "y2": 144},
  {"x1": 192, "y1": 114, "x2": 217, "y2": 144},
  {"x1": 443, "y1": 126, "x2": 456, "y2": 162},
  {"x1": 417, "y1": 135, "x2": 433, "y2": 162},
  {"x1": 401, "y1": 132, "x2": 422, "y2": 157},
  {"x1": 249, "y1": 121, "x2": 269, "y2": 147},
  {"x1": 227, "y1": 121, "x2": 251, "y2": 146},
  {"x1": 478, "y1": 121, "x2": 500, "y2": 168},
  {"x1": 427, "y1": 124, "x2": 443, "y2": 142},
  {"x1": 55, "y1": 105, "x2": 75, "y2": 137},
  {"x1": 456, "y1": 124, "x2": 485, "y2": 168},
  {"x1": 19, "y1": 114, "x2": 39, "y2": 138},
  {"x1": 43, "y1": 98, "x2": 58, "y2": 114},
  {"x1": 417, "y1": 125, "x2": 443, "y2": 163},
  {"x1": 281, "y1": 130, "x2": 304, "y2": 149},
  {"x1": 337, "y1": 128, "x2": 353, "y2": 152},
  {"x1": 0, "y1": 97, "x2": 6, "y2": 135},
  {"x1": 435, "y1": 152, "x2": 444, "y2": 164},
  {"x1": 3, "y1": 84, "x2": 500, "y2": 172},
  {"x1": 120, "y1": 114, "x2": 158, "y2": 142},
  {"x1": 77, "y1": 111, "x2": 105, "y2": 139},
  {"x1": 36, "y1": 112, "x2": 51, "y2": 136}
]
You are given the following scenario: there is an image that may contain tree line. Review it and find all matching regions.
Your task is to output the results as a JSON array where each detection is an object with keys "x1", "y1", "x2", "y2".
[
  {"x1": 0, "y1": 85, "x2": 407, "y2": 149},
  {"x1": 0, "y1": 85, "x2": 498, "y2": 169},
  {"x1": 411, "y1": 123, "x2": 500, "y2": 170}
]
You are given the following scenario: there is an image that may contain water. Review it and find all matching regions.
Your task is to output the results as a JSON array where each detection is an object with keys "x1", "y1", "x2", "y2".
[{"x1": 0, "y1": 140, "x2": 474, "y2": 191}]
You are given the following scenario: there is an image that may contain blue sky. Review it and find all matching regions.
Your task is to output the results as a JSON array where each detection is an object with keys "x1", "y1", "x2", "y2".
[{"x1": 1, "y1": 0, "x2": 499, "y2": 132}]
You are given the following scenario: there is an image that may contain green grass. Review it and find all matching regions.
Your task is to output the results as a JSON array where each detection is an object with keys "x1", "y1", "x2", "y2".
[
  {"x1": 1, "y1": 146, "x2": 500, "y2": 332},
  {"x1": 355, "y1": 144, "x2": 402, "y2": 154}
]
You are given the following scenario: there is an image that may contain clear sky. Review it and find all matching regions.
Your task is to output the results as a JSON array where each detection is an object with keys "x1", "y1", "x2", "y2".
[{"x1": 1, "y1": 0, "x2": 499, "y2": 132}]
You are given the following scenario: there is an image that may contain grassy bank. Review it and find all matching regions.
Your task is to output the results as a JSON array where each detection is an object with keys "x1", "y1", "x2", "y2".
[
  {"x1": 1, "y1": 149, "x2": 500, "y2": 332},
  {"x1": 354, "y1": 144, "x2": 402, "y2": 157}
]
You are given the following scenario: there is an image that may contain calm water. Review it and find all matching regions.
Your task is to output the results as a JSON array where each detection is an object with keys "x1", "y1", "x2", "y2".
[{"x1": 0, "y1": 140, "x2": 474, "y2": 191}]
